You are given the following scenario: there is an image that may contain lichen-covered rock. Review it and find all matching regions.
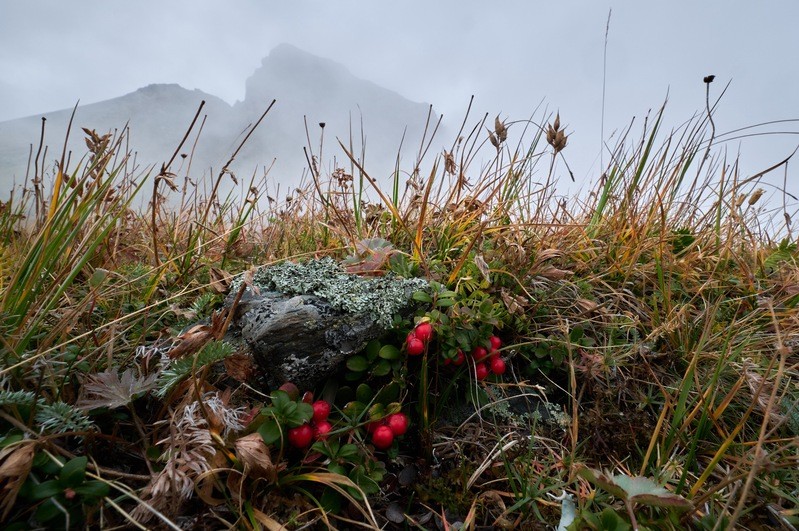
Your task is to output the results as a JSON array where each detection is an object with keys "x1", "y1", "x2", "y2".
[{"x1": 225, "y1": 258, "x2": 428, "y2": 389}]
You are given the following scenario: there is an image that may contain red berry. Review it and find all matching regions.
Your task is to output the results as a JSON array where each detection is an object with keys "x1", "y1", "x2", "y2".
[
  {"x1": 365, "y1": 420, "x2": 383, "y2": 433},
  {"x1": 313, "y1": 420, "x2": 332, "y2": 440},
  {"x1": 372, "y1": 425, "x2": 395, "y2": 449},
  {"x1": 475, "y1": 362, "x2": 489, "y2": 380},
  {"x1": 472, "y1": 346, "x2": 489, "y2": 361},
  {"x1": 386, "y1": 413, "x2": 409, "y2": 436},
  {"x1": 312, "y1": 400, "x2": 331, "y2": 423},
  {"x1": 288, "y1": 423, "x2": 314, "y2": 448},
  {"x1": 414, "y1": 322, "x2": 434, "y2": 343},
  {"x1": 443, "y1": 356, "x2": 451, "y2": 365},
  {"x1": 489, "y1": 335, "x2": 502, "y2": 352},
  {"x1": 301, "y1": 391, "x2": 314, "y2": 405},
  {"x1": 490, "y1": 356, "x2": 506, "y2": 375},
  {"x1": 453, "y1": 349, "x2": 466, "y2": 366},
  {"x1": 407, "y1": 337, "x2": 425, "y2": 356}
]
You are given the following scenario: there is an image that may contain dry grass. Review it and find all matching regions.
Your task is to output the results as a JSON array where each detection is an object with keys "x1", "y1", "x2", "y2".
[{"x1": 0, "y1": 95, "x2": 798, "y2": 529}]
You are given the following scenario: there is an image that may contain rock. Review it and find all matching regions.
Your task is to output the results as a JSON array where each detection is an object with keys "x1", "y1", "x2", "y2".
[{"x1": 224, "y1": 258, "x2": 428, "y2": 390}]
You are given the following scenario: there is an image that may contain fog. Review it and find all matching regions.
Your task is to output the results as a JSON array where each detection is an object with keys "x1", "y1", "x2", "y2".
[{"x1": 1, "y1": 1, "x2": 798, "y2": 197}]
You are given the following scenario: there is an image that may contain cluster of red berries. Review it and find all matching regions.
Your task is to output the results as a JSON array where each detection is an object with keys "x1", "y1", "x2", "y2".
[
  {"x1": 405, "y1": 322, "x2": 433, "y2": 356},
  {"x1": 442, "y1": 335, "x2": 505, "y2": 379},
  {"x1": 287, "y1": 399, "x2": 333, "y2": 449},
  {"x1": 472, "y1": 335, "x2": 505, "y2": 380},
  {"x1": 405, "y1": 321, "x2": 507, "y2": 380},
  {"x1": 367, "y1": 412, "x2": 409, "y2": 450}
]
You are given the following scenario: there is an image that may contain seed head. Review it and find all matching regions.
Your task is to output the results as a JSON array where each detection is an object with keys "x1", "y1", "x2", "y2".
[
  {"x1": 546, "y1": 113, "x2": 568, "y2": 153},
  {"x1": 488, "y1": 131, "x2": 499, "y2": 149},
  {"x1": 748, "y1": 188, "x2": 764, "y2": 205},
  {"x1": 494, "y1": 116, "x2": 508, "y2": 143}
]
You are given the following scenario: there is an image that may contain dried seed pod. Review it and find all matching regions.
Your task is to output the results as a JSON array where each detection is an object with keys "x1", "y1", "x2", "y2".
[
  {"x1": 444, "y1": 150, "x2": 456, "y2": 175},
  {"x1": 494, "y1": 116, "x2": 508, "y2": 143},
  {"x1": 748, "y1": 188, "x2": 764, "y2": 205},
  {"x1": 489, "y1": 131, "x2": 499, "y2": 149},
  {"x1": 546, "y1": 114, "x2": 568, "y2": 153}
]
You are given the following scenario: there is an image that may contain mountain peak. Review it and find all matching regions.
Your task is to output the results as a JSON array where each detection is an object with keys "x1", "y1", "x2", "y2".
[
  {"x1": 0, "y1": 44, "x2": 439, "y2": 193},
  {"x1": 247, "y1": 43, "x2": 350, "y2": 97}
]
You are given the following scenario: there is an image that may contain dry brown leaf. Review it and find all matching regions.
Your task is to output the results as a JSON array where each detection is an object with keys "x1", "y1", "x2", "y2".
[
  {"x1": 474, "y1": 254, "x2": 491, "y2": 283},
  {"x1": 500, "y1": 289, "x2": 528, "y2": 315},
  {"x1": 0, "y1": 441, "x2": 35, "y2": 519},
  {"x1": 234, "y1": 433, "x2": 282, "y2": 483},
  {"x1": 576, "y1": 298, "x2": 599, "y2": 315},
  {"x1": 534, "y1": 248, "x2": 563, "y2": 263},
  {"x1": 224, "y1": 352, "x2": 256, "y2": 383},
  {"x1": 168, "y1": 323, "x2": 213, "y2": 359},
  {"x1": 209, "y1": 267, "x2": 233, "y2": 294},
  {"x1": 242, "y1": 268, "x2": 259, "y2": 297},
  {"x1": 538, "y1": 265, "x2": 573, "y2": 280}
]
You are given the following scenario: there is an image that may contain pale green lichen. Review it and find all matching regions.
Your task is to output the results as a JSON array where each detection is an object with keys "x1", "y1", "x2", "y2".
[{"x1": 232, "y1": 257, "x2": 428, "y2": 328}]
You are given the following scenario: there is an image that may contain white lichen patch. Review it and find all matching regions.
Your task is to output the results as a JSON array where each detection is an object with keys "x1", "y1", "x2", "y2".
[{"x1": 233, "y1": 257, "x2": 429, "y2": 328}]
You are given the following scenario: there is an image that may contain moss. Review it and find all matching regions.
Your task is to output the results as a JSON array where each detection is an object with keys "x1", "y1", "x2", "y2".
[{"x1": 232, "y1": 257, "x2": 429, "y2": 328}]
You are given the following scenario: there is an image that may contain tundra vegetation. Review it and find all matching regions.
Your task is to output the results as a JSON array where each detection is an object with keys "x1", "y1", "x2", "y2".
[{"x1": 0, "y1": 91, "x2": 798, "y2": 530}]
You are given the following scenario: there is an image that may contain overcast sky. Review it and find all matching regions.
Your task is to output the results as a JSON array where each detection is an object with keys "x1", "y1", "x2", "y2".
[{"x1": 2, "y1": 0, "x2": 798, "y2": 197}]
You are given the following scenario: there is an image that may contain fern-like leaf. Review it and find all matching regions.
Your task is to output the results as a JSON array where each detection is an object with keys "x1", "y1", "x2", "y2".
[
  {"x1": 35, "y1": 402, "x2": 95, "y2": 433},
  {"x1": 77, "y1": 368, "x2": 159, "y2": 410},
  {"x1": 156, "y1": 341, "x2": 235, "y2": 397}
]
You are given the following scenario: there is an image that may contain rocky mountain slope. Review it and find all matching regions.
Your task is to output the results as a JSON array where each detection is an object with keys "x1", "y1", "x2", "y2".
[{"x1": 0, "y1": 44, "x2": 438, "y2": 196}]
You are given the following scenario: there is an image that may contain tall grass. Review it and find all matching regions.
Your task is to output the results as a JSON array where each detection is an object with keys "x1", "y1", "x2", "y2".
[{"x1": 0, "y1": 96, "x2": 798, "y2": 529}]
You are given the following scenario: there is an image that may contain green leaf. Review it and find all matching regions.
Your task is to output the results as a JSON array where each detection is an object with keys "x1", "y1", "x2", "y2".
[
  {"x1": 35, "y1": 498, "x2": 65, "y2": 523},
  {"x1": 346, "y1": 355, "x2": 369, "y2": 372},
  {"x1": 33, "y1": 452, "x2": 55, "y2": 470},
  {"x1": 342, "y1": 401, "x2": 365, "y2": 418},
  {"x1": 28, "y1": 479, "x2": 64, "y2": 500},
  {"x1": 597, "y1": 507, "x2": 632, "y2": 531},
  {"x1": 258, "y1": 419, "x2": 282, "y2": 445},
  {"x1": 435, "y1": 298, "x2": 455, "y2": 308},
  {"x1": 73, "y1": 480, "x2": 110, "y2": 500},
  {"x1": 613, "y1": 475, "x2": 692, "y2": 509},
  {"x1": 569, "y1": 326, "x2": 584, "y2": 343},
  {"x1": 296, "y1": 402, "x2": 313, "y2": 423},
  {"x1": 284, "y1": 401, "x2": 312, "y2": 427},
  {"x1": 412, "y1": 290, "x2": 432, "y2": 303},
  {"x1": 378, "y1": 344, "x2": 401, "y2": 360},
  {"x1": 372, "y1": 359, "x2": 391, "y2": 377},
  {"x1": 338, "y1": 444, "x2": 359, "y2": 459},
  {"x1": 59, "y1": 456, "x2": 87, "y2": 487},
  {"x1": 365, "y1": 339, "x2": 381, "y2": 360},
  {"x1": 0, "y1": 433, "x2": 24, "y2": 448},
  {"x1": 374, "y1": 382, "x2": 400, "y2": 404},
  {"x1": 355, "y1": 384, "x2": 374, "y2": 404},
  {"x1": 367, "y1": 403, "x2": 385, "y2": 421},
  {"x1": 385, "y1": 402, "x2": 402, "y2": 415},
  {"x1": 283, "y1": 402, "x2": 298, "y2": 418},
  {"x1": 328, "y1": 463, "x2": 347, "y2": 476},
  {"x1": 321, "y1": 487, "x2": 344, "y2": 513},
  {"x1": 270, "y1": 390, "x2": 291, "y2": 410},
  {"x1": 576, "y1": 465, "x2": 692, "y2": 511},
  {"x1": 89, "y1": 268, "x2": 108, "y2": 289}
]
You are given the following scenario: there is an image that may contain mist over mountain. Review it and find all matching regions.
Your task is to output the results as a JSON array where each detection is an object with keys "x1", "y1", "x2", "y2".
[{"x1": 0, "y1": 44, "x2": 439, "y2": 197}]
